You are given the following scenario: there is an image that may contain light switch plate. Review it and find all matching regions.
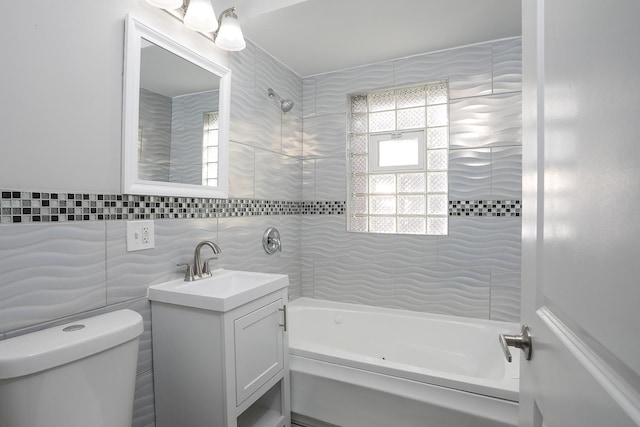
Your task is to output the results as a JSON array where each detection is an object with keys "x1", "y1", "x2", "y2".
[{"x1": 126, "y1": 220, "x2": 155, "y2": 252}]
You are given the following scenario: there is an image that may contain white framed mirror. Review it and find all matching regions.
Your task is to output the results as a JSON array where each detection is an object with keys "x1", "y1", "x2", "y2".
[{"x1": 122, "y1": 14, "x2": 230, "y2": 198}]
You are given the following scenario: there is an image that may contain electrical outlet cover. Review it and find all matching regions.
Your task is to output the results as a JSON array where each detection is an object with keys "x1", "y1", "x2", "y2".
[{"x1": 126, "y1": 220, "x2": 155, "y2": 251}]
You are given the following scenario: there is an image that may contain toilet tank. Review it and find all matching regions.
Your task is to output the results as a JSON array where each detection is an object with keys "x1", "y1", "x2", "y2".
[{"x1": 0, "y1": 309, "x2": 144, "y2": 427}]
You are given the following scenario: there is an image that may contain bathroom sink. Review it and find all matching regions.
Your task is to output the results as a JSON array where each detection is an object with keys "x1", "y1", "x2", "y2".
[{"x1": 147, "y1": 269, "x2": 289, "y2": 312}]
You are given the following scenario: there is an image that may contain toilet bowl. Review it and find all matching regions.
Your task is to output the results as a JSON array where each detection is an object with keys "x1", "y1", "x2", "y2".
[{"x1": 0, "y1": 309, "x2": 144, "y2": 427}]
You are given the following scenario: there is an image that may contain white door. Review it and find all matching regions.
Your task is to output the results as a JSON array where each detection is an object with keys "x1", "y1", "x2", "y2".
[{"x1": 519, "y1": 1, "x2": 640, "y2": 426}]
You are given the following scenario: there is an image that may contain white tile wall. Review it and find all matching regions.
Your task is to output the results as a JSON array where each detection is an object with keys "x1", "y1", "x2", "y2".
[
  {"x1": 391, "y1": 266, "x2": 491, "y2": 319},
  {"x1": 313, "y1": 62, "x2": 394, "y2": 116},
  {"x1": 254, "y1": 150, "x2": 302, "y2": 200},
  {"x1": 492, "y1": 38, "x2": 523, "y2": 94},
  {"x1": 170, "y1": 90, "x2": 219, "y2": 185},
  {"x1": 449, "y1": 148, "x2": 492, "y2": 200},
  {"x1": 449, "y1": 92, "x2": 522, "y2": 149},
  {"x1": 491, "y1": 146, "x2": 523, "y2": 199},
  {"x1": 393, "y1": 44, "x2": 492, "y2": 98},
  {"x1": 301, "y1": 38, "x2": 522, "y2": 322},
  {"x1": 0, "y1": 223, "x2": 106, "y2": 333},
  {"x1": 302, "y1": 113, "x2": 347, "y2": 158}
]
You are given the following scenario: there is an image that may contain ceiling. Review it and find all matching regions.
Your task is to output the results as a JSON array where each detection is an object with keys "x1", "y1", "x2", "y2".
[{"x1": 233, "y1": 0, "x2": 522, "y2": 77}]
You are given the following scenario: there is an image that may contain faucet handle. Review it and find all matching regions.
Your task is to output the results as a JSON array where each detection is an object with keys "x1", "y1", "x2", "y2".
[
  {"x1": 202, "y1": 258, "x2": 217, "y2": 275},
  {"x1": 177, "y1": 263, "x2": 195, "y2": 282}
]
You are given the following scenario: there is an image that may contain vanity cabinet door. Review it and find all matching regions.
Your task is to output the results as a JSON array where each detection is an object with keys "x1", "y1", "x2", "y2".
[{"x1": 234, "y1": 299, "x2": 284, "y2": 405}]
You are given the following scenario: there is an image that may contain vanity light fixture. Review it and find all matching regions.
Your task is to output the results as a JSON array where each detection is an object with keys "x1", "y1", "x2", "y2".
[{"x1": 144, "y1": 0, "x2": 246, "y2": 51}]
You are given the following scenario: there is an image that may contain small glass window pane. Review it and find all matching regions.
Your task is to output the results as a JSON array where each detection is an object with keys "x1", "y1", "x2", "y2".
[
  {"x1": 427, "y1": 194, "x2": 448, "y2": 215},
  {"x1": 398, "y1": 217, "x2": 426, "y2": 234},
  {"x1": 350, "y1": 135, "x2": 368, "y2": 154},
  {"x1": 370, "y1": 196, "x2": 396, "y2": 214},
  {"x1": 206, "y1": 115, "x2": 219, "y2": 129},
  {"x1": 207, "y1": 163, "x2": 218, "y2": 179},
  {"x1": 427, "y1": 172, "x2": 448, "y2": 193},
  {"x1": 352, "y1": 195, "x2": 368, "y2": 214},
  {"x1": 205, "y1": 146, "x2": 218, "y2": 162},
  {"x1": 397, "y1": 107, "x2": 425, "y2": 130},
  {"x1": 369, "y1": 174, "x2": 396, "y2": 193},
  {"x1": 369, "y1": 111, "x2": 395, "y2": 132},
  {"x1": 351, "y1": 155, "x2": 368, "y2": 173},
  {"x1": 427, "y1": 127, "x2": 448, "y2": 149},
  {"x1": 398, "y1": 173, "x2": 426, "y2": 193},
  {"x1": 378, "y1": 138, "x2": 419, "y2": 167},
  {"x1": 351, "y1": 216, "x2": 368, "y2": 232},
  {"x1": 427, "y1": 149, "x2": 448, "y2": 171},
  {"x1": 351, "y1": 175, "x2": 367, "y2": 194},
  {"x1": 397, "y1": 87, "x2": 426, "y2": 109},
  {"x1": 206, "y1": 129, "x2": 219, "y2": 144},
  {"x1": 427, "y1": 83, "x2": 448, "y2": 105},
  {"x1": 427, "y1": 217, "x2": 448, "y2": 235},
  {"x1": 398, "y1": 195, "x2": 426, "y2": 215},
  {"x1": 351, "y1": 95, "x2": 368, "y2": 113},
  {"x1": 427, "y1": 104, "x2": 448, "y2": 127},
  {"x1": 369, "y1": 91, "x2": 395, "y2": 112},
  {"x1": 370, "y1": 216, "x2": 396, "y2": 233},
  {"x1": 351, "y1": 114, "x2": 368, "y2": 133}
]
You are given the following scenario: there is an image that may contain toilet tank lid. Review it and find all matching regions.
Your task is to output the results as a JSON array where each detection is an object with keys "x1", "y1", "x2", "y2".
[{"x1": 0, "y1": 309, "x2": 144, "y2": 380}]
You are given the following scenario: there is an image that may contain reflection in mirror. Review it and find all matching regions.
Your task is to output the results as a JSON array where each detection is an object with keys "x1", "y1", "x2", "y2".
[
  {"x1": 122, "y1": 14, "x2": 230, "y2": 198},
  {"x1": 138, "y1": 39, "x2": 221, "y2": 187}
]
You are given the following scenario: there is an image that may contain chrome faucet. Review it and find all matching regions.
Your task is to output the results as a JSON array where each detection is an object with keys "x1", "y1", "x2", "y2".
[
  {"x1": 178, "y1": 240, "x2": 222, "y2": 281},
  {"x1": 194, "y1": 240, "x2": 222, "y2": 278}
]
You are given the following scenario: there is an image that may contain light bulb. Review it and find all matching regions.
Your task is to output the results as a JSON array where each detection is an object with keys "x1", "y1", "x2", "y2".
[
  {"x1": 184, "y1": 0, "x2": 218, "y2": 33},
  {"x1": 215, "y1": 11, "x2": 246, "y2": 51}
]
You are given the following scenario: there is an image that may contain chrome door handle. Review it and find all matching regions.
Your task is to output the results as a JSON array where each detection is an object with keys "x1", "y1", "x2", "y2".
[{"x1": 499, "y1": 325, "x2": 532, "y2": 362}]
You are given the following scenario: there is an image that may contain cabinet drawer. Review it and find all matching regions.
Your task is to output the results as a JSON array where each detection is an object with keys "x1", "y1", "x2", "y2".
[{"x1": 234, "y1": 299, "x2": 284, "y2": 405}]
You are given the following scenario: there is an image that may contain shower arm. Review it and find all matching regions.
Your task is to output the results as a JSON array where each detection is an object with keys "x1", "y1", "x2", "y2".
[
  {"x1": 267, "y1": 88, "x2": 282, "y2": 101},
  {"x1": 267, "y1": 87, "x2": 294, "y2": 113}
]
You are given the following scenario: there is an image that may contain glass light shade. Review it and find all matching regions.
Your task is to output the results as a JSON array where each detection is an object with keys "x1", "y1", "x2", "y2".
[
  {"x1": 146, "y1": 0, "x2": 183, "y2": 9},
  {"x1": 184, "y1": 0, "x2": 218, "y2": 33},
  {"x1": 215, "y1": 12, "x2": 246, "y2": 51}
]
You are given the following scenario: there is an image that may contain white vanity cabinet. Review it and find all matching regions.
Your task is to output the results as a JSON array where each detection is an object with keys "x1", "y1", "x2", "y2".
[{"x1": 150, "y1": 279, "x2": 290, "y2": 427}]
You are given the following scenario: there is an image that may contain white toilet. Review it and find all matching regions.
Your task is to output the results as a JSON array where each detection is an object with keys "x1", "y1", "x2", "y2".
[{"x1": 0, "y1": 309, "x2": 144, "y2": 427}]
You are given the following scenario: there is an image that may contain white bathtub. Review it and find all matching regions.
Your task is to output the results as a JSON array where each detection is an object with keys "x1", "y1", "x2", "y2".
[{"x1": 288, "y1": 298, "x2": 519, "y2": 427}]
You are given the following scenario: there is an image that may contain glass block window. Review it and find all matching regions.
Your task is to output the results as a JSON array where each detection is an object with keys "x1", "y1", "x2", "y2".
[
  {"x1": 347, "y1": 82, "x2": 449, "y2": 235},
  {"x1": 202, "y1": 111, "x2": 219, "y2": 187}
]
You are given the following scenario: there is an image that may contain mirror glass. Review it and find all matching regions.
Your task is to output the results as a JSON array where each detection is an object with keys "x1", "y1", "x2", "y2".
[{"x1": 123, "y1": 15, "x2": 230, "y2": 198}]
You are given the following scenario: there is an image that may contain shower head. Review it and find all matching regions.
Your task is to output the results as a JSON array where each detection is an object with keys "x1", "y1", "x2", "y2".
[
  {"x1": 267, "y1": 88, "x2": 294, "y2": 113},
  {"x1": 280, "y1": 99, "x2": 294, "y2": 113}
]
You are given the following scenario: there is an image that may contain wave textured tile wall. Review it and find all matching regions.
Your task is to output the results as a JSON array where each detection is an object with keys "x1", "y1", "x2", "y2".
[
  {"x1": 0, "y1": 39, "x2": 303, "y2": 427},
  {"x1": 302, "y1": 38, "x2": 522, "y2": 322},
  {"x1": 170, "y1": 90, "x2": 219, "y2": 185}
]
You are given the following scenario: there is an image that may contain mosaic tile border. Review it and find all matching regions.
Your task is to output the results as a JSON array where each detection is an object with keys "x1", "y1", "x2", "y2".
[
  {"x1": 449, "y1": 200, "x2": 521, "y2": 217},
  {"x1": 0, "y1": 191, "x2": 345, "y2": 224},
  {"x1": 0, "y1": 190, "x2": 519, "y2": 224}
]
